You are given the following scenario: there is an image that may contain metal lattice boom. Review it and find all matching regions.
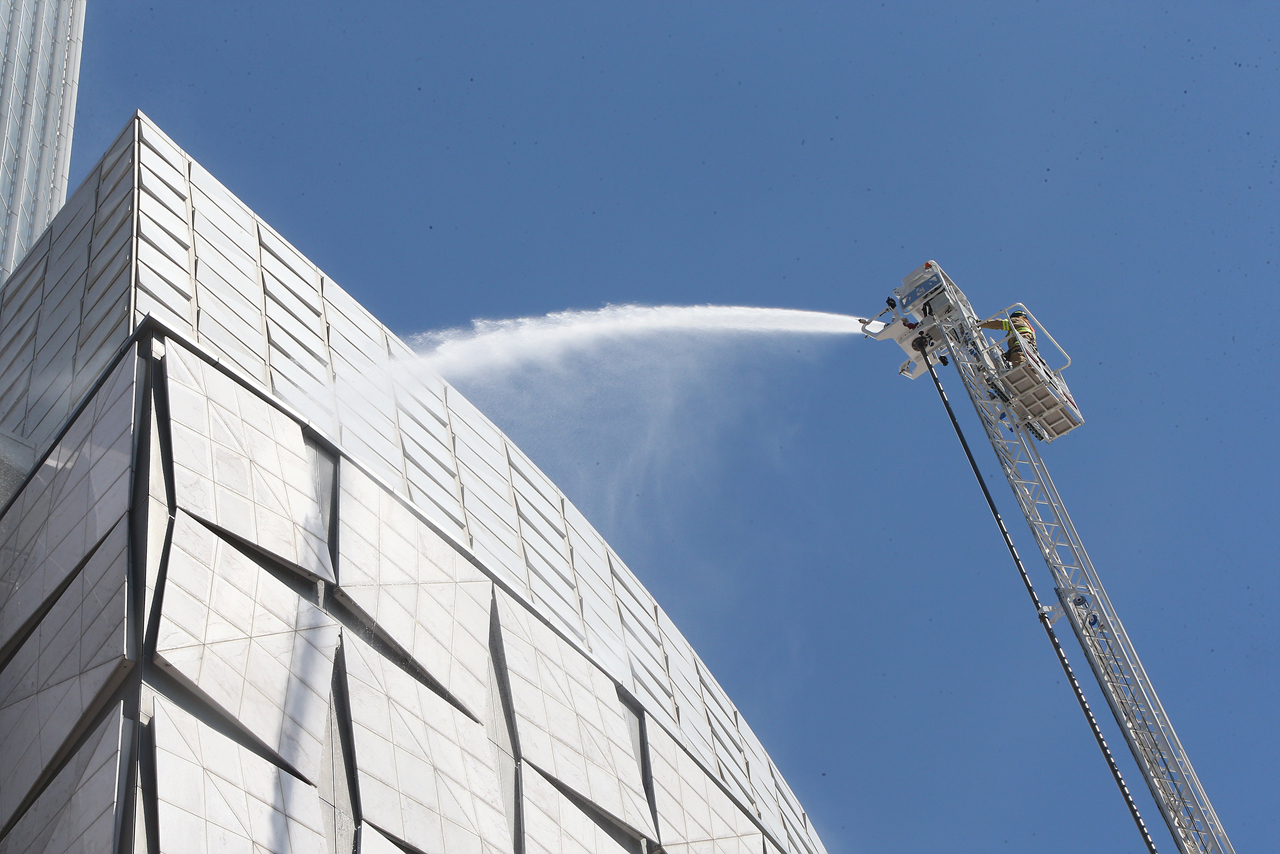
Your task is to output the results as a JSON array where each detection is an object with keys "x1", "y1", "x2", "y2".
[{"x1": 880, "y1": 263, "x2": 1234, "y2": 854}]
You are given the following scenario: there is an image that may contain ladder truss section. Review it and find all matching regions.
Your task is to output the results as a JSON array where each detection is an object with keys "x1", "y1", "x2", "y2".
[{"x1": 932, "y1": 297, "x2": 1234, "y2": 854}]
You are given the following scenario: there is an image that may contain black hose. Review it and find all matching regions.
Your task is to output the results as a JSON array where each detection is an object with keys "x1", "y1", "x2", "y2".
[{"x1": 916, "y1": 339, "x2": 1160, "y2": 854}]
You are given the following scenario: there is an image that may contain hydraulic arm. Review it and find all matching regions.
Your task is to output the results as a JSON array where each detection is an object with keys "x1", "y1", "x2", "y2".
[{"x1": 866, "y1": 262, "x2": 1234, "y2": 854}]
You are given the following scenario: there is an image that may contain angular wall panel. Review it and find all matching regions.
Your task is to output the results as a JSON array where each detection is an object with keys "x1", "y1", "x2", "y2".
[
  {"x1": 0, "y1": 515, "x2": 129, "y2": 830},
  {"x1": 647, "y1": 717, "x2": 763, "y2": 854},
  {"x1": 563, "y1": 503, "x2": 628, "y2": 683},
  {"x1": 611, "y1": 555, "x2": 677, "y2": 732},
  {"x1": 774, "y1": 769, "x2": 821, "y2": 854},
  {"x1": 318, "y1": 681, "x2": 357, "y2": 854},
  {"x1": 0, "y1": 120, "x2": 130, "y2": 480},
  {"x1": 358, "y1": 822, "x2": 407, "y2": 854},
  {"x1": 0, "y1": 703, "x2": 125, "y2": 854},
  {"x1": 521, "y1": 764, "x2": 637, "y2": 854},
  {"x1": 165, "y1": 338, "x2": 334, "y2": 583},
  {"x1": 657, "y1": 610, "x2": 715, "y2": 771},
  {"x1": 342, "y1": 633, "x2": 511, "y2": 854},
  {"x1": 0, "y1": 351, "x2": 134, "y2": 658},
  {"x1": 335, "y1": 462, "x2": 491, "y2": 719},
  {"x1": 155, "y1": 510, "x2": 340, "y2": 783},
  {"x1": 153, "y1": 696, "x2": 327, "y2": 854},
  {"x1": 738, "y1": 717, "x2": 786, "y2": 844},
  {"x1": 493, "y1": 593, "x2": 655, "y2": 842}
]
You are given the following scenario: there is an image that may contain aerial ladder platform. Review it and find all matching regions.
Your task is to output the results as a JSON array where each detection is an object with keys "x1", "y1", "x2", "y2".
[{"x1": 863, "y1": 262, "x2": 1234, "y2": 854}]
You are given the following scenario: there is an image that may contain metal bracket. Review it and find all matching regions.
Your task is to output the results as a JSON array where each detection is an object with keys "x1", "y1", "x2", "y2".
[{"x1": 1039, "y1": 604, "x2": 1065, "y2": 625}]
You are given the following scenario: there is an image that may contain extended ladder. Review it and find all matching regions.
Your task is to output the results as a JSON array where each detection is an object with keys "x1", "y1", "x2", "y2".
[{"x1": 876, "y1": 263, "x2": 1234, "y2": 854}]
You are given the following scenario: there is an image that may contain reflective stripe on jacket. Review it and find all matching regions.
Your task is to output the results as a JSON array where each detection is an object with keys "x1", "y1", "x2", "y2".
[{"x1": 1000, "y1": 317, "x2": 1036, "y2": 349}]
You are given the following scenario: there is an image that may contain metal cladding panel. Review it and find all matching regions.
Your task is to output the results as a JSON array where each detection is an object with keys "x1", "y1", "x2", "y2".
[
  {"x1": 564, "y1": 507, "x2": 628, "y2": 681},
  {"x1": 153, "y1": 696, "x2": 328, "y2": 854},
  {"x1": 445, "y1": 392, "x2": 506, "y2": 466},
  {"x1": 135, "y1": 221, "x2": 191, "y2": 292},
  {"x1": 191, "y1": 185, "x2": 255, "y2": 257},
  {"x1": 404, "y1": 459, "x2": 467, "y2": 538},
  {"x1": 577, "y1": 600, "x2": 627, "y2": 688},
  {"x1": 456, "y1": 468, "x2": 513, "y2": 536},
  {"x1": 0, "y1": 513, "x2": 129, "y2": 831},
  {"x1": 521, "y1": 764, "x2": 637, "y2": 854},
  {"x1": 656, "y1": 612, "x2": 715, "y2": 770},
  {"x1": 494, "y1": 591, "x2": 655, "y2": 842},
  {"x1": 333, "y1": 404, "x2": 403, "y2": 491},
  {"x1": 96, "y1": 127, "x2": 134, "y2": 201},
  {"x1": 0, "y1": 255, "x2": 44, "y2": 437},
  {"x1": 0, "y1": 702, "x2": 124, "y2": 854},
  {"x1": 452, "y1": 427, "x2": 508, "y2": 490},
  {"x1": 517, "y1": 474, "x2": 582, "y2": 645},
  {"x1": 342, "y1": 632, "x2": 512, "y2": 854},
  {"x1": 359, "y1": 823, "x2": 409, "y2": 854},
  {"x1": 396, "y1": 402, "x2": 457, "y2": 480},
  {"x1": 138, "y1": 150, "x2": 187, "y2": 211},
  {"x1": 87, "y1": 224, "x2": 129, "y2": 301},
  {"x1": 137, "y1": 190, "x2": 189, "y2": 257},
  {"x1": 90, "y1": 181, "x2": 130, "y2": 256},
  {"x1": 334, "y1": 461, "x2": 492, "y2": 719},
  {"x1": 70, "y1": 294, "x2": 130, "y2": 407},
  {"x1": 321, "y1": 280, "x2": 383, "y2": 356},
  {"x1": 189, "y1": 161, "x2": 256, "y2": 238},
  {"x1": 399, "y1": 425, "x2": 455, "y2": 483},
  {"x1": 192, "y1": 229, "x2": 254, "y2": 302},
  {"x1": 261, "y1": 257, "x2": 323, "y2": 335},
  {"x1": 610, "y1": 555, "x2": 677, "y2": 727},
  {"x1": 0, "y1": 351, "x2": 135, "y2": 659},
  {"x1": 522, "y1": 528, "x2": 575, "y2": 597},
  {"x1": 136, "y1": 270, "x2": 192, "y2": 336},
  {"x1": 0, "y1": 118, "x2": 133, "y2": 471},
  {"x1": 513, "y1": 482, "x2": 566, "y2": 553},
  {"x1": 25, "y1": 262, "x2": 82, "y2": 441},
  {"x1": 271, "y1": 362, "x2": 338, "y2": 441},
  {"x1": 391, "y1": 362, "x2": 450, "y2": 434},
  {"x1": 266, "y1": 295, "x2": 326, "y2": 364},
  {"x1": 526, "y1": 570, "x2": 585, "y2": 650},
  {"x1": 136, "y1": 119, "x2": 184, "y2": 174},
  {"x1": 739, "y1": 716, "x2": 786, "y2": 843},
  {"x1": 164, "y1": 339, "x2": 334, "y2": 582},
  {"x1": 194, "y1": 278, "x2": 267, "y2": 384},
  {"x1": 773, "y1": 768, "x2": 818, "y2": 854},
  {"x1": 460, "y1": 469, "x2": 519, "y2": 557},
  {"x1": 155, "y1": 510, "x2": 340, "y2": 783},
  {"x1": 394, "y1": 392, "x2": 456, "y2": 475},
  {"x1": 469, "y1": 519, "x2": 529, "y2": 597},
  {"x1": 646, "y1": 716, "x2": 764, "y2": 854},
  {"x1": 44, "y1": 186, "x2": 94, "y2": 294},
  {"x1": 505, "y1": 446, "x2": 560, "y2": 514},
  {"x1": 699, "y1": 660, "x2": 755, "y2": 810},
  {"x1": 258, "y1": 226, "x2": 321, "y2": 310},
  {"x1": 325, "y1": 303, "x2": 403, "y2": 486}
]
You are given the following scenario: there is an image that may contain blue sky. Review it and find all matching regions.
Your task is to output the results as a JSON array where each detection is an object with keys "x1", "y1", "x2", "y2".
[{"x1": 72, "y1": 3, "x2": 1276, "y2": 852}]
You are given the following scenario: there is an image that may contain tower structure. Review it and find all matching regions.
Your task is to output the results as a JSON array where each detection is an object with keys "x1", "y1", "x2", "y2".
[
  {"x1": 0, "y1": 0, "x2": 87, "y2": 281},
  {"x1": 0, "y1": 112, "x2": 829, "y2": 854}
]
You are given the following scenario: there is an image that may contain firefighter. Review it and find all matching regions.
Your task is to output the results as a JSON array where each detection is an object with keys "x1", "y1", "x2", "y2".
[{"x1": 979, "y1": 310, "x2": 1036, "y2": 367}]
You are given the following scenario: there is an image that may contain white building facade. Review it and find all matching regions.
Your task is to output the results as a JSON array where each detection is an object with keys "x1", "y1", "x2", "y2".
[
  {"x1": 0, "y1": 0, "x2": 86, "y2": 281},
  {"x1": 0, "y1": 113, "x2": 829, "y2": 854}
]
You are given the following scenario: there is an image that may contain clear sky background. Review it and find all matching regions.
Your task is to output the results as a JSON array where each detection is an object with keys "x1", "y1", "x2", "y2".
[{"x1": 71, "y1": 3, "x2": 1276, "y2": 852}]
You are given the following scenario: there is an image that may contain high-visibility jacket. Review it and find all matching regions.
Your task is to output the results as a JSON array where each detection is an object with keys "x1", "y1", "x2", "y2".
[{"x1": 998, "y1": 317, "x2": 1036, "y2": 350}]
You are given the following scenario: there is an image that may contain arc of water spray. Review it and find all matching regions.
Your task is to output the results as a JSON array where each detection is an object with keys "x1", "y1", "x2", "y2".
[{"x1": 411, "y1": 304, "x2": 876, "y2": 376}]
